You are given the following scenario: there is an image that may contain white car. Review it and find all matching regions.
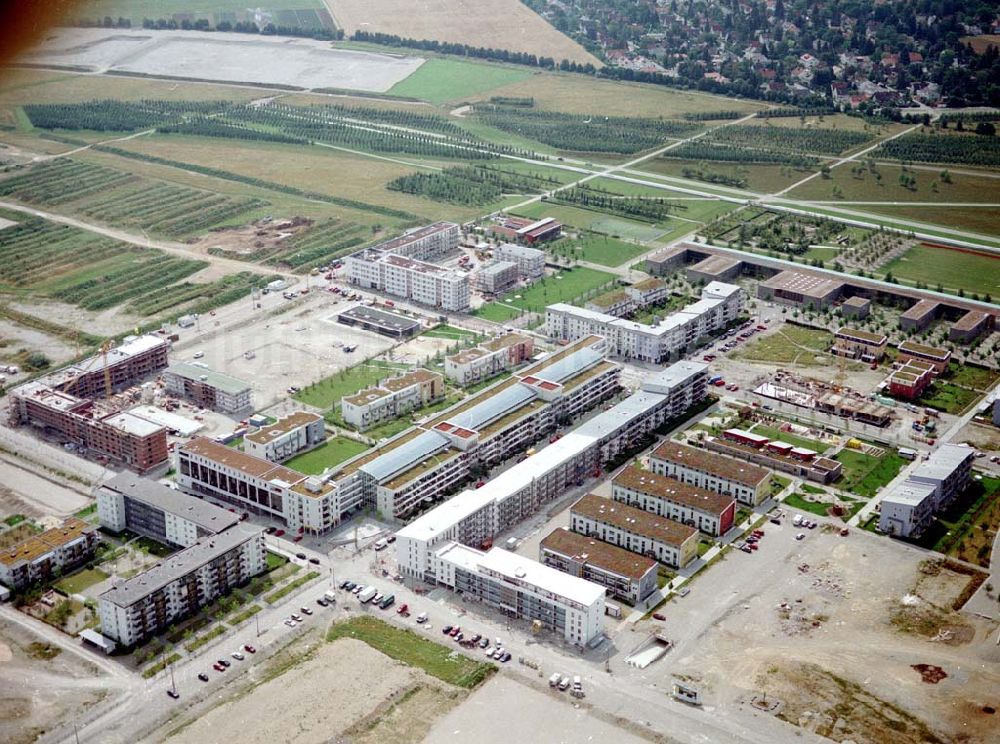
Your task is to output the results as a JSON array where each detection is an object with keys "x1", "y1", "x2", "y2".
[
  {"x1": 795, "y1": 533, "x2": 805, "y2": 541},
  {"x1": 232, "y1": 651, "x2": 245, "y2": 661},
  {"x1": 416, "y1": 613, "x2": 428, "y2": 624}
]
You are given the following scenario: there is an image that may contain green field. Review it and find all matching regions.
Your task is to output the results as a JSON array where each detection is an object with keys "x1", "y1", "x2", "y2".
[
  {"x1": 919, "y1": 381, "x2": 982, "y2": 415},
  {"x1": 788, "y1": 162, "x2": 1000, "y2": 204},
  {"x1": 946, "y1": 364, "x2": 1000, "y2": 391},
  {"x1": 388, "y1": 59, "x2": 534, "y2": 105},
  {"x1": 327, "y1": 616, "x2": 494, "y2": 689},
  {"x1": 783, "y1": 491, "x2": 835, "y2": 517},
  {"x1": 736, "y1": 324, "x2": 833, "y2": 366},
  {"x1": 293, "y1": 360, "x2": 410, "y2": 409},
  {"x1": 493, "y1": 266, "x2": 616, "y2": 313},
  {"x1": 833, "y1": 448, "x2": 906, "y2": 498},
  {"x1": 472, "y1": 302, "x2": 523, "y2": 323},
  {"x1": 422, "y1": 324, "x2": 478, "y2": 340},
  {"x1": 882, "y1": 243, "x2": 1000, "y2": 298},
  {"x1": 284, "y1": 437, "x2": 369, "y2": 474},
  {"x1": 513, "y1": 201, "x2": 668, "y2": 242},
  {"x1": 54, "y1": 568, "x2": 109, "y2": 595},
  {"x1": 77, "y1": 1, "x2": 331, "y2": 28},
  {"x1": 550, "y1": 234, "x2": 650, "y2": 267}
]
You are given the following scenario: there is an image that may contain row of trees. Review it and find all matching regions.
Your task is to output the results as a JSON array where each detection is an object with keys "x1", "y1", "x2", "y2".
[
  {"x1": 22, "y1": 100, "x2": 225, "y2": 132},
  {"x1": 74, "y1": 15, "x2": 343, "y2": 41},
  {"x1": 666, "y1": 141, "x2": 817, "y2": 167},
  {"x1": 878, "y1": 132, "x2": 1000, "y2": 167},
  {"x1": 550, "y1": 186, "x2": 680, "y2": 222},
  {"x1": 387, "y1": 165, "x2": 556, "y2": 206}
]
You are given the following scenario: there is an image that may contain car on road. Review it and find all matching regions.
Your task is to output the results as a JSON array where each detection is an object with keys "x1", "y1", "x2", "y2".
[
  {"x1": 653, "y1": 613, "x2": 666, "y2": 621},
  {"x1": 232, "y1": 651, "x2": 245, "y2": 661},
  {"x1": 284, "y1": 618, "x2": 296, "y2": 627},
  {"x1": 317, "y1": 597, "x2": 329, "y2": 607},
  {"x1": 244, "y1": 644, "x2": 256, "y2": 654},
  {"x1": 795, "y1": 533, "x2": 805, "y2": 541},
  {"x1": 300, "y1": 606, "x2": 313, "y2": 616},
  {"x1": 274, "y1": 529, "x2": 285, "y2": 537},
  {"x1": 213, "y1": 663, "x2": 225, "y2": 672},
  {"x1": 386, "y1": 535, "x2": 396, "y2": 543},
  {"x1": 295, "y1": 552, "x2": 307, "y2": 560},
  {"x1": 309, "y1": 557, "x2": 320, "y2": 565},
  {"x1": 442, "y1": 625, "x2": 453, "y2": 635},
  {"x1": 198, "y1": 673, "x2": 209, "y2": 682},
  {"x1": 264, "y1": 526, "x2": 276, "y2": 534},
  {"x1": 416, "y1": 612, "x2": 428, "y2": 623},
  {"x1": 167, "y1": 689, "x2": 180, "y2": 699},
  {"x1": 291, "y1": 613, "x2": 302, "y2": 622}
]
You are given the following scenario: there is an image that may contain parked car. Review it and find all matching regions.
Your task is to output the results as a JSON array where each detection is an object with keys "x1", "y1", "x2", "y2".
[
  {"x1": 291, "y1": 613, "x2": 302, "y2": 622},
  {"x1": 264, "y1": 526, "x2": 276, "y2": 534},
  {"x1": 217, "y1": 659, "x2": 230, "y2": 668},
  {"x1": 244, "y1": 644, "x2": 256, "y2": 654},
  {"x1": 198, "y1": 673, "x2": 209, "y2": 682},
  {"x1": 213, "y1": 663, "x2": 225, "y2": 672},
  {"x1": 232, "y1": 651, "x2": 245, "y2": 661},
  {"x1": 300, "y1": 607, "x2": 313, "y2": 616},
  {"x1": 167, "y1": 689, "x2": 180, "y2": 699},
  {"x1": 652, "y1": 613, "x2": 666, "y2": 621},
  {"x1": 416, "y1": 612, "x2": 428, "y2": 624},
  {"x1": 478, "y1": 637, "x2": 490, "y2": 648},
  {"x1": 500, "y1": 652, "x2": 511, "y2": 663},
  {"x1": 274, "y1": 529, "x2": 285, "y2": 537},
  {"x1": 449, "y1": 626, "x2": 462, "y2": 637},
  {"x1": 309, "y1": 557, "x2": 320, "y2": 565},
  {"x1": 795, "y1": 533, "x2": 805, "y2": 541},
  {"x1": 339, "y1": 579, "x2": 352, "y2": 589},
  {"x1": 442, "y1": 625, "x2": 453, "y2": 635},
  {"x1": 397, "y1": 603, "x2": 409, "y2": 615}
]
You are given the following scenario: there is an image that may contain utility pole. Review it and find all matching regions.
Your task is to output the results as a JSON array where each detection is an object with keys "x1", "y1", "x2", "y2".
[
  {"x1": 74, "y1": 722, "x2": 81, "y2": 744},
  {"x1": 169, "y1": 661, "x2": 177, "y2": 696},
  {"x1": 255, "y1": 610, "x2": 261, "y2": 638}
]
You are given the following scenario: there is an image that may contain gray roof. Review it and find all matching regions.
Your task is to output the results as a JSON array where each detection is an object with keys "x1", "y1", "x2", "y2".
[
  {"x1": 99, "y1": 473, "x2": 239, "y2": 534},
  {"x1": 533, "y1": 346, "x2": 603, "y2": 383},
  {"x1": 99, "y1": 525, "x2": 261, "y2": 608},
  {"x1": 641, "y1": 360, "x2": 708, "y2": 394},
  {"x1": 359, "y1": 429, "x2": 450, "y2": 482},
  {"x1": 165, "y1": 363, "x2": 251, "y2": 396},
  {"x1": 338, "y1": 305, "x2": 421, "y2": 332},
  {"x1": 448, "y1": 383, "x2": 536, "y2": 431},
  {"x1": 573, "y1": 390, "x2": 666, "y2": 440},
  {"x1": 481, "y1": 261, "x2": 518, "y2": 277},
  {"x1": 911, "y1": 443, "x2": 974, "y2": 482}
]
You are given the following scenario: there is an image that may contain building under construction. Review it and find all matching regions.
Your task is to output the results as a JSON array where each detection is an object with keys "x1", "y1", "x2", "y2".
[{"x1": 8, "y1": 334, "x2": 171, "y2": 474}]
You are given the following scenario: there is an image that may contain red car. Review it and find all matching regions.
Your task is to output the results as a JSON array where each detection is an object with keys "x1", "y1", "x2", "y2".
[
  {"x1": 244, "y1": 644, "x2": 256, "y2": 654},
  {"x1": 274, "y1": 529, "x2": 285, "y2": 537},
  {"x1": 293, "y1": 535, "x2": 303, "y2": 542},
  {"x1": 653, "y1": 613, "x2": 666, "y2": 621},
  {"x1": 213, "y1": 663, "x2": 225, "y2": 672}
]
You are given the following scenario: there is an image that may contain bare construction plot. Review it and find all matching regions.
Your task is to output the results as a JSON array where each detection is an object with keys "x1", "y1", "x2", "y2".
[
  {"x1": 24, "y1": 28, "x2": 424, "y2": 92},
  {"x1": 326, "y1": 0, "x2": 599, "y2": 66}
]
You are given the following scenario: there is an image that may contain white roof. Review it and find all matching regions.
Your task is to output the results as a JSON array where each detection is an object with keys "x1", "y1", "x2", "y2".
[
  {"x1": 702, "y1": 281, "x2": 742, "y2": 300},
  {"x1": 436, "y1": 542, "x2": 606, "y2": 606},
  {"x1": 915, "y1": 443, "x2": 973, "y2": 481},
  {"x1": 130, "y1": 405, "x2": 203, "y2": 437},
  {"x1": 641, "y1": 361, "x2": 708, "y2": 393},
  {"x1": 882, "y1": 479, "x2": 936, "y2": 508},
  {"x1": 102, "y1": 412, "x2": 164, "y2": 437}
]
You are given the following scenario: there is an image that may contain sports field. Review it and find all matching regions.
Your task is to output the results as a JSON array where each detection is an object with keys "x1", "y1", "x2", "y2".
[
  {"x1": 388, "y1": 59, "x2": 534, "y2": 105},
  {"x1": 882, "y1": 243, "x2": 1000, "y2": 297}
]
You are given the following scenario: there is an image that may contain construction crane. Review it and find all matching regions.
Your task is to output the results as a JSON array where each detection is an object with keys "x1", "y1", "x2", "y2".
[{"x1": 100, "y1": 339, "x2": 113, "y2": 400}]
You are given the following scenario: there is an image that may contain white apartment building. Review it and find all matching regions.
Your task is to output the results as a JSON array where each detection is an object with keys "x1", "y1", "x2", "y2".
[
  {"x1": 625, "y1": 277, "x2": 669, "y2": 307},
  {"x1": 430, "y1": 541, "x2": 606, "y2": 646},
  {"x1": 611, "y1": 467, "x2": 737, "y2": 536},
  {"x1": 475, "y1": 260, "x2": 519, "y2": 294},
  {"x1": 243, "y1": 411, "x2": 326, "y2": 463},
  {"x1": 341, "y1": 369, "x2": 444, "y2": 431},
  {"x1": 444, "y1": 333, "x2": 534, "y2": 386},
  {"x1": 0, "y1": 518, "x2": 97, "y2": 591},
  {"x1": 546, "y1": 281, "x2": 745, "y2": 363},
  {"x1": 878, "y1": 444, "x2": 974, "y2": 538},
  {"x1": 98, "y1": 525, "x2": 265, "y2": 646},
  {"x1": 394, "y1": 361, "x2": 709, "y2": 577},
  {"x1": 540, "y1": 527, "x2": 658, "y2": 604},
  {"x1": 569, "y1": 493, "x2": 699, "y2": 569},
  {"x1": 162, "y1": 363, "x2": 253, "y2": 414},
  {"x1": 375, "y1": 221, "x2": 459, "y2": 261},
  {"x1": 96, "y1": 472, "x2": 239, "y2": 548},
  {"x1": 649, "y1": 441, "x2": 772, "y2": 506},
  {"x1": 347, "y1": 250, "x2": 470, "y2": 311},
  {"x1": 494, "y1": 242, "x2": 545, "y2": 279}
]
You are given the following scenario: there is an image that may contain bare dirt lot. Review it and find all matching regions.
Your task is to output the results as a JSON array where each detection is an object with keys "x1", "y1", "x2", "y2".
[
  {"x1": 25, "y1": 28, "x2": 425, "y2": 92},
  {"x1": 0, "y1": 458, "x2": 90, "y2": 519},
  {"x1": 162, "y1": 636, "x2": 463, "y2": 744},
  {"x1": 0, "y1": 617, "x2": 105, "y2": 744},
  {"x1": 655, "y1": 526, "x2": 1000, "y2": 744},
  {"x1": 327, "y1": 0, "x2": 599, "y2": 66}
]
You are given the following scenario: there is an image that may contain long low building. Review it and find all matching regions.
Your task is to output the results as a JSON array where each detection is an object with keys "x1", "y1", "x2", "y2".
[
  {"x1": 649, "y1": 440, "x2": 772, "y2": 506},
  {"x1": 96, "y1": 472, "x2": 240, "y2": 548},
  {"x1": 705, "y1": 430, "x2": 842, "y2": 484},
  {"x1": 545, "y1": 281, "x2": 744, "y2": 363},
  {"x1": 162, "y1": 363, "x2": 252, "y2": 414},
  {"x1": 570, "y1": 493, "x2": 699, "y2": 569},
  {"x1": 540, "y1": 528, "x2": 658, "y2": 605},
  {"x1": 445, "y1": 332, "x2": 535, "y2": 386},
  {"x1": 98, "y1": 524, "x2": 265, "y2": 647},
  {"x1": 611, "y1": 466, "x2": 736, "y2": 536},
  {"x1": 879, "y1": 444, "x2": 974, "y2": 538},
  {"x1": 430, "y1": 541, "x2": 605, "y2": 646},
  {"x1": 394, "y1": 361, "x2": 709, "y2": 580},
  {"x1": 0, "y1": 518, "x2": 97, "y2": 591}
]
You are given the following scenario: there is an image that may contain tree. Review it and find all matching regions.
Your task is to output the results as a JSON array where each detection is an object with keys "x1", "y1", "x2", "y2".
[
  {"x1": 24, "y1": 352, "x2": 50, "y2": 371},
  {"x1": 975, "y1": 122, "x2": 996, "y2": 136}
]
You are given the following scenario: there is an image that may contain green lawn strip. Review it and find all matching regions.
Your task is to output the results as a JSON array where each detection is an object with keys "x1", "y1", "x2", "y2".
[
  {"x1": 227, "y1": 604, "x2": 263, "y2": 627},
  {"x1": 294, "y1": 360, "x2": 410, "y2": 409},
  {"x1": 265, "y1": 551, "x2": 288, "y2": 571},
  {"x1": 548, "y1": 233, "x2": 650, "y2": 267},
  {"x1": 54, "y1": 568, "x2": 109, "y2": 595},
  {"x1": 142, "y1": 652, "x2": 181, "y2": 679},
  {"x1": 264, "y1": 571, "x2": 321, "y2": 604},
  {"x1": 882, "y1": 242, "x2": 1000, "y2": 298},
  {"x1": 495, "y1": 266, "x2": 616, "y2": 313},
  {"x1": 327, "y1": 616, "x2": 495, "y2": 688},
  {"x1": 388, "y1": 58, "x2": 533, "y2": 105},
  {"x1": 184, "y1": 625, "x2": 226, "y2": 653},
  {"x1": 944, "y1": 364, "x2": 1000, "y2": 392},
  {"x1": 783, "y1": 491, "x2": 833, "y2": 517},
  {"x1": 421, "y1": 324, "x2": 478, "y2": 340},
  {"x1": 744, "y1": 423, "x2": 827, "y2": 452},
  {"x1": 472, "y1": 302, "x2": 523, "y2": 322},
  {"x1": 833, "y1": 449, "x2": 905, "y2": 499},
  {"x1": 284, "y1": 436, "x2": 369, "y2": 475}
]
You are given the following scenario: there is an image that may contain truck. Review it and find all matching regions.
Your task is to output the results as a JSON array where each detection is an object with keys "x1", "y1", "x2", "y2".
[
  {"x1": 549, "y1": 672, "x2": 562, "y2": 687},
  {"x1": 324, "y1": 589, "x2": 337, "y2": 603},
  {"x1": 357, "y1": 586, "x2": 377, "y2": 604}
]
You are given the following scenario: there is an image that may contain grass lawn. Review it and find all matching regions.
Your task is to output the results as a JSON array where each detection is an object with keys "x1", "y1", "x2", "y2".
[
  {"x1": 745, "y1": 422, "x2": 827, "y2": 452},
  {"x1": 834, "y1": 448, "x2": 906, "y2": 498},
  {"x1": 513, "y1": 201, "x2": 668, "y2": 243},
  {"x1": 294, "y1": 359, "x2": 409, "y2": 409},
  {"x1": 860, "y1": 204, "x2": 1000, "y2": 240},
  {"x1": 920, "y1": 381, "x2": 982, "y2": 415},
  {"x1": 783, "y1": 491, "x2": 833, "y2": 517},
  {"x1": 264, "y1": 571, "x2": 321, "y2": 604},
  {"x1": 472, "y1": 302, "x2": 523, "y2": 322},
  {"x1": 388, "y1": 59, "x2": 533, "y2": 105},
  {"x1": 54, "y1": 568, "x2": 108, "y2": 595},
  {"x1": 803, "y1": 246, "x2": 840, "y2": 263},
  {"x1": 882, "y1": 243, "x2": 1000, "y2": 298},
  {"x1": 265, "y1": 551, "x2": 288, "y2": 571},
  {"x1": 132, "y1": 535, "x2": 174, "y2": 557},
  {"x1": 422, "y1": 324, "x2": 478, "y2": 340},
  {"x1": 327, "y1": 616, "x2": 494, "y2": 688},
  {"x1": 788, "y1": 162, "x2": 1000, "y2": 205},
  {"x1": 736, "y1": 324, "x2": 833, "y2": 366},
  {"x1": 497, "y1": 266, "x2": 615, "y2": 312},
  {"x1": 945, "y1": 364, "x2": 1000, "y2": 391},
  {"x1": 914, "y1": 476, "x2": 1000, "y2": 566},
  {"x1": 550, "y1": 234, "x2": 650, "y2": 267},
  {"x1": 285, "y1": 437, "x2": 369, "y2": 475},
  {"x1": 644, "y1": 159, "x2": 818, "y2": 194}
]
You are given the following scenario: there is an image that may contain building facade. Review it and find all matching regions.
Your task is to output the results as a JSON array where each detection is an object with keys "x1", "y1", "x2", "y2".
[
  {"x1": 0, "y1": 518, "x2": 97, "y2": 591},
  {"x1": 444, "y1": 333, "x2": 534, "y2": 386},
  {"x1": 832, "y1": 327, "x2": 888, "y2": 362},
  {"x1": 244, "y1": 411, "x2": 326, "y2": 462},
  {"x1": 540, "y1": 527, "x2": 658, "y2": 604},
  {"x1": 162, "y1": 363, "x2": 252, "y2": 414},
  {"x1": 475, "y1": 261, "x2": 518, "y2": 295},
  {"x1": 611, "y1": 466, "x2": 736, "y2": 536},
  {"x1": 341, "y1": 369, "x2": 445, "y2": 431},
  {"x1": 494, "y1": 242, "x2": 545, "y2": 279},
  {"x1": 878, "y1": 444, "x2": 974, "y2": 538},
  {"x1": 649, "y1": 441, "x2": 772, "y2": 506}
]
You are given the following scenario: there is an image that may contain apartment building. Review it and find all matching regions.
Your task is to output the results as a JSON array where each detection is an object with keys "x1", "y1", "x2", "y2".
[
  {"x1": 43, "y1": 334, "x2": 169, "y2": 398},
  {"x1": 176, "y1": 438, "x2": 346, "y2": 535},
  {"x1": 494, "y1": 242, "x2": 545, "y2": 279},
  {"x1": 832, "y1": 327, "x2": 888, "y2": 362},
  {"x1": 950, "y1": 310, "x2": 993, "y2": 343},
  {"x1": 430, "y1": 541, "x2": 605, "y2": 646},
  {"x1": 374, "y1": 221, "x2": 460, "y2": 261},
  {"x1": 98, "y1": 525, "x2": 265, "y2": 647},
  {"x1": 546, "y1": 281, "x2": 745, "y2": 363},
  {"x1": 611, "y1": 466, "x2": 736, "y2": 536},
  {"x1": 540, "y1": 527, "x2": 658, "y2": 604},
  {"x1": 625, "y1": 277, "x2": 669, "y2": 308},
  {"x1": 586, "y1": 289, "x2": 635, "y2": 318},
  {"x1": 444, "y1": 333, "x2": 534, "y2": 386},
  {"x1": 341, "y1": 369, "x2": 445, "y2": 431},
  {"x1": 394, "y1": 361, "x2": 709, "y2": 577},
  {"x1": 879, "y1": 444, "x2": 974, "y2": 538},
  {"x1": 897, "y1": 340, "x2": 951, "y2": 374},
  {"x1": 886, "y1": 358, "x2": 936, "y2": 400},
  {"x1": 96, "y1": 472, "x2": 239, "y2": 548},
  {"x1": 243, "y1": 411, "x2": 326, "y2": 462},
  {"x1": 162, "y1": 363, "x2": 253, "y2": 414},
  {"x1": 475, "y1": 261, "x2": 518, "y2": 294},
  {"x1": 570, "y1": 494, "x2": 699, "y2": 569},
  {"x1": 489, "y1": 216, "x2": 562, "y2": 245},
  {"x1": 9, "y1": 382, "x2": 168, "y2": 474},
  {"x1": 705, "y1": 429, "x2": 843, "y2": 484},
  {"x1": 346, "y1": 249, "x2": 470, "y2": 311},
  {"x1": 649, "y1": 441, "x2": 772, "y2": 506},
  {"x1": 0, "y1": 518, "x2": 97, "y2": 591}
]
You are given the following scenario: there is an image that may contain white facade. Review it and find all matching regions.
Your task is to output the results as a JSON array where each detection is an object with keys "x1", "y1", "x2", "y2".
[
  {"x1": 444, "y1": 333, "x2": 533, "y2": 386},
  {"x1": 546, "y1": 281, "x2": 745, "y2": 363},
  {"x1": 495, "y1": 243, "x2": 545, "y2": 279},
  {"x1": 878, "y1": 444, "x2": 974, "y2": 538},
  {"x1": 341, "y1": 370, "x2": 443, "y2": 431},
  {"x1": 244, "y1": 412, "x2": 326, "y2": 463},
  {"x1": 431, "y1": 542, "x2": 605, "y2": 646}
]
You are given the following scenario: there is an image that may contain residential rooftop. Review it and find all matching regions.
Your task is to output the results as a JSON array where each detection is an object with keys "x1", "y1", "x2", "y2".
[
  {"x1": 835, "y1": 327, "x2": 887, "y2": 344},
  {"x1": 898, "y1": 340, "x2": 951, "y2": 361},
  {"x1": 900, "y1": 299, "x2": 939, "y2": 320},
  {"x1": 244, "y1": 411, "x2": 323, "y2": 445},
  {"x1": 650, "y1": 441, "x2": 771, "y2": 486},
  {"x1": 572, "y1": 493, "x2": 698, "y2": 547},
  {"x1": 99, "y1": 473, "x2": 239, "y2": 534},
  {"x1": 541, "y1": 527, "x2": 657, "y2": 580},
  {"x1": 761, "y1": 270, "x2": 844, "y2": 298},
  {"x1": 181, "y1": 437, "x2": 304, "y2": 485},
  {"x1": 612, "y1": 466, "x2": 735, "y2": 516},
  {"x1": 953, "y1": 309, "x2": 990, "y2": 332},
  {"x1": 0, "y1": 518, "x2": 94, "y2": 567},
  {"x1": 165, "y1": 362, "x2": 251, "y2": 396}
]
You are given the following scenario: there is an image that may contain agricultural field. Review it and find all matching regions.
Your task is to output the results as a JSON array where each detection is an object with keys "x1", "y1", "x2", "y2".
[
  {"x1": 284, "y1": 436, "x2": 369, "y2": 475},
  {"x1": 645, "y1": 158, "x2": 818, "y2": 194},
  {"x1": 328, "y1": 0, "x2": 598, "y2": 65},
  {"x1": 75, "y1": 0, "x2": 334, "y2": 29},
  {"x1": 882, "y1": 243, "x2": 1000, "y2": 298},
  {"x1": 754, "y1": 113, "x2": 898, "y2": 134},
  {"x1": 876, "y1": 130, "x2": 1000, "y2": 168},
  {"x1": 833, "y1": 448, "x2": 906, "y2": 499},
  {"x1": 388, "y1": 59, "x2": 534, "y2": 105},
  {"x1": 706, "y1": 123, "x2": 874, "y2": 156},
  {"x1": 787, "y1": 162, "x2": 1000, "y2": 204},
  {"x1": 386, "y1": 164, "x2": 559, "y2": 206},
  {"x1": 293, "y1": 359, "x2": 410, "y2": 409},
  {"x1": 735, "y1": 324, "x2": 834, "y2": 366},
  {"x1": 859, "y1": 204, "x2": 1000, "y2": 239}
]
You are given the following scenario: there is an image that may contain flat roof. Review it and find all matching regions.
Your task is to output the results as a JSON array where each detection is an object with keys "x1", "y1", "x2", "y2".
[
  {"x1": 373, "y1": 221, "x2": 457, "y2": 254},
  {"x1": 761, "y1": 270, "x2": 843, "y2": 298},
  {"x1": 953, "y1": 309, "x2": 990, "y2": 331},
  {"x1": 480, "y1": 260, "x2": 517, "y2": 277},
  {"x1": 100, "y1": 525, "x2": 261, "y2": 607},
  {"x1": 129, "y1": 405, "x2": 203, "y2": 437},
  {"x1": 541, "y1": 527, "x2": 657, "y2": 580},
  {"x1": 338, "y1": 305, "x2": 422, "y2": 332},
  {"x1": 724, "y1": 428, "x2": 770, "y2": 444},
  {"x1": 689, "y1": 254, "x2": 741, "y2": 275},
  {"x1": 913, "y1": 443, "x2": 973, "y2": 481},
  {"x1": 244, "y1": 411, "x2": 322, "y2": 444},
  {"x1": 180, "y1": 437, "x2": 303, "y2": 484},
  {"x1": 650, "y1": 441, "x2": 771, "y2": 486},
  {"x1": 588, "y1": 289, "x2": 629, "y2": 309},
  {"x1": 612, "y1": 467, "x2": 734, "y2": 516},
  {"x1": 496, "y1": 242, "x2": 544, "y2": 258},
  {"x1": 448, "y1": 347, "x2": 489, "y2": 365},
  {"x1": 843, "y1": 296, "x2": 871, "y2": 307},
  {"x1": 165, "y1": 363, "x2": 251, "y2": 396},
  {"x1": 99, "y1": 473, "x2": 239, "y2": 534},
  {"x1": 0, "y1": 518, "x2": 94, "y2": 567},
  {"x1": 383, "y1": 368, "x2": 441, "y2": 392},
  {"x1": 482, "y1": 333, "x2": 531, "y2": 352},
  {"x1": 898, "y1": 340, "x2": 950, "y2": 360},
  {"x1": 571, "y1": 493, "x2": 698, "y2": 547},
  {"x1": 101, "y1": 411, "x2": 164, "y2": 437},
  {"x1": 882, "y1": 479, "x2": 937, "y2": 508},
  {"x1": 436, "y1": 542, "x2": 606, "y2": 606},
  {"x1": 836, "y1": 327, "x2": 887, "y2": 344},
  {"x1": 630, "y1": 277, "x2": 667, "y2": 292},
  {"x1": 900, "y1": 299, "x2": 939, "y2": 320}
]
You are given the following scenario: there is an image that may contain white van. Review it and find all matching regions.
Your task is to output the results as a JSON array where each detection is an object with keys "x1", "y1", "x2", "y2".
[
  {"x1": 549, "y1": 672, "x2": 562, "y2": 688},
  {"x1": 558, "y1": 676, "x2": 571, "y2": 691},
  {"x1": 792, "y1": 514, "x2": 803, "y2": 527},
  {"x1": 373, "y1": 538, "x2": 388, "y2": 551}
]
